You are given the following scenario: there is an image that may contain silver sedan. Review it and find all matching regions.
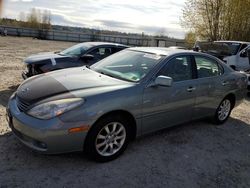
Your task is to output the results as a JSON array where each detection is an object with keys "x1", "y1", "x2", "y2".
[{"x1": 6, "y1": 47, "x2": 248, "y2": 162}]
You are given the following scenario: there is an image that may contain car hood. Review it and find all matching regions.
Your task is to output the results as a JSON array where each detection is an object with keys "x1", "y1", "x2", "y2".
[
  {"x1": 24, "y1": 52, "x2": 74, "y2": 64},
  {"x1": 16, "y1": 67, "x2": 132, "y2": 103}
]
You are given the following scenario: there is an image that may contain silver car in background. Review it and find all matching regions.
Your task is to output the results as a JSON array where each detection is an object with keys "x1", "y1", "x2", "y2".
[{"x1": 6, "y1": 48, "x2": 248, "y2": 162}]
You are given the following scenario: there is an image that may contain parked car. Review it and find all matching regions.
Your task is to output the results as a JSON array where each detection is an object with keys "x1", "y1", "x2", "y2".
[
  {"x1": 7, "y1": 48, "x2": 247, "y2": 162},
  {"x1": 22, "y1": 42, "x2": 129, "y2": 79},
  {"x1": 194, "y1": 41, "x2": 250, "y2": 71},
  {"x1": 194, "y1": 41, "x2": 250, "y2": 94}
]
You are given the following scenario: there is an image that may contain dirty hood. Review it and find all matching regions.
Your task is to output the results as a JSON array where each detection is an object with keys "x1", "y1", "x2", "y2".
[{"x1": 16, "y1": 67, "x2": 130, "y2": 103}]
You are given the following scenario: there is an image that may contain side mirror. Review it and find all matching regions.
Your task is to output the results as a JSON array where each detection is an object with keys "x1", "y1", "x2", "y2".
[
  {"x1": 81, "y1": 54, "x2": 94, "y2": 61},
  {"x1": 240, "y1": 50, "x2": 247, "y2": 57},
  {"x1": 154, "y1": 75, "x2": 173, "y2": 87}
]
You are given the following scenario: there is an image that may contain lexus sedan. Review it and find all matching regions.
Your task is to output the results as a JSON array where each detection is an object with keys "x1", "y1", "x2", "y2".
[
  {"x1": 7, "y1": 48, "x2": 247, "y2": 162},
  {"x1": 22, "y1": 42, "x2": 128, "y2": 79}
]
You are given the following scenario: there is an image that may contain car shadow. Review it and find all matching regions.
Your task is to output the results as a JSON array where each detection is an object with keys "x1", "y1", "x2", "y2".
[
  {"x1": 1, "y1": 116, "x2": 249, "y2": 161},
  {"x1": 0, "y1": 85, "x2": 19, "y2": 107},
  {"x1": 0, "y1": 117, "x2": 250, "y2": 187}
]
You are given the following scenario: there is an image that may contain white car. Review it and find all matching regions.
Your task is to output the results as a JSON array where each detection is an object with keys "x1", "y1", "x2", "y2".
[{"x1": 214, "y1": 41, "x2": 250, "y2": 71}]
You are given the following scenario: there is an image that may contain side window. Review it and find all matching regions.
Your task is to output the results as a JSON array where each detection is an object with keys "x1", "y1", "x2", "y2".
[
  {"x1": 87, "y1": 47, "x2": 113, "y2": 63},
  {"x1": 239, "y1": 44, "x2": 248, "y2": 52},
  {"x1": 195, "y1": 56, "x2": 222, "y2": 78},
  {"x1": 158, "y1": 56, "x2": 192, "y2": 82},
  {"x1": 89, "y1": 47, "x2": 112, "y2": 57},
  {"x1": 111, "y1": 47, "x2": 125, "y2": 54}
]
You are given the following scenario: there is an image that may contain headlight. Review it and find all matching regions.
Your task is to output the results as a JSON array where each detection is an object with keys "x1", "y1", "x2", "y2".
[{"x1": 27, "y1": 98, "x2": 84, "y2": 120}]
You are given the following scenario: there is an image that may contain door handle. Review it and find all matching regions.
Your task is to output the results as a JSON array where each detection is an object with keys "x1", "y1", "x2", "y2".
[
  {"x1": 222, "y1": 81, "x2": 229, "y2": 86},
  {"x1": 187, "y1": 86, "x2": 196, "y2": 92}
]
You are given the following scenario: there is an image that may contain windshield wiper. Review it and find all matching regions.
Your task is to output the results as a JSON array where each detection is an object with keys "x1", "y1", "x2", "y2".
[
  {"x1": 99, "y1": 71, "x2": 115, "y2": 78},
  {"x1": 85, "y1": 65, "x2": 91, "y2": 70},
  {"x1": 58, "y1": 52, "x2": 66, "y2": 56}
]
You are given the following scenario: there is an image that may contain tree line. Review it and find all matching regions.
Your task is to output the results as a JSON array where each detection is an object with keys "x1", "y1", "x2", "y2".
[
  {"x1": 0, "y1": 8, "x2": 51, "y2": 30},
  {"x1": 182, "y1": 0, "x2": 250, "y2": 46}
]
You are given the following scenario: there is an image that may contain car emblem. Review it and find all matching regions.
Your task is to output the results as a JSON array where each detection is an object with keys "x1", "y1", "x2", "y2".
[{"x1": 21, "y1": 88, "x2": 30, "y2": 93}]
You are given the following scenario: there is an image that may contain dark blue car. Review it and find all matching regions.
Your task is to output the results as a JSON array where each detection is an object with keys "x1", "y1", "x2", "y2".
[{"x1": 22, "y1": 42, "x2": 128, "y2": 79}]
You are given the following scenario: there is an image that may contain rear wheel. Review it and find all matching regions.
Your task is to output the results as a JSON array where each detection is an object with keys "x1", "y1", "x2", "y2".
[
  {"x1": 84, "y1": 115, "x2": 130, "y2": 162},
  {"x1": 213, "y1": 98, "x2": 232, "y2": 124}
]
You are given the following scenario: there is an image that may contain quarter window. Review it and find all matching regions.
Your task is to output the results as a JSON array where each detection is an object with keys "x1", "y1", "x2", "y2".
[
  {"x1": 158, "y1": 56, "x2": 192, "y2": 82},
  {"x1": 195, "y1": 56, "x2": 222, "y2": 78}
]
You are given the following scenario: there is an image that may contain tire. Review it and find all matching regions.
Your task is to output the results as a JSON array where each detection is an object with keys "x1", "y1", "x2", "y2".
[
  {"x1": 84, "y1": 115, "x2": 131, "y2": 162},
  {"x1": 213, "y1": 98, "x2": 233, "y2": 125}
]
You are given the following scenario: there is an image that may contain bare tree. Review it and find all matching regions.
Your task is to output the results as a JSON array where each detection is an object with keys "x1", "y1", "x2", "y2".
[
  {"x1": 41, "y1": 10, "x2": 51, "y2": 29},
  {"x1": 185, "y1": 31, "x2": 196, "y2": 48},
  {"x1": 181, "y1": 0, "x2": 250, "y2": 41}
]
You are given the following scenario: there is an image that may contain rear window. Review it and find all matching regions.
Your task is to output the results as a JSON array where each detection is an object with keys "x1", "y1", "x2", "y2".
[{"x1": 195, "y1": 56, "x2": 223, "y2": 78}]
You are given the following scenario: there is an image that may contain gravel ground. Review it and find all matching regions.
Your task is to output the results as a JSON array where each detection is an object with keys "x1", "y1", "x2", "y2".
[{"x1": 0, "y1": 36, "x2": 250, "y2": 188}]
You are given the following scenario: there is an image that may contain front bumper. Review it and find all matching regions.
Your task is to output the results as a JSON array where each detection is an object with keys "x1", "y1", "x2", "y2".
[{"x1": 7, "y1": 97, "x2": 89, "y2": 154}]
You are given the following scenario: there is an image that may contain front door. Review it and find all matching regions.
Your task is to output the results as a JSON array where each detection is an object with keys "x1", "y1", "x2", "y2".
[{"x1": 142, "y1": 55, "x2": 196, "y2": 134}]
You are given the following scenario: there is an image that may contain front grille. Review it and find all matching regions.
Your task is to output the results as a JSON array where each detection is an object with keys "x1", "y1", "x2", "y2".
[{"x1": 16, "y1": 97, "x2": 31, "y2": 112}]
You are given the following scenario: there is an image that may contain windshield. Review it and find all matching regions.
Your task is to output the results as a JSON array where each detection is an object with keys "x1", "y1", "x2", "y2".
[
  {"x1": 60, "y1": 43, "x2": 92, "y2": 57},
  {"x1": 91, "y1": 50, "x2": 165, "y2": 82},
  {"x1": 215, "y1": 42, "x2": 241, "y2": 55}
]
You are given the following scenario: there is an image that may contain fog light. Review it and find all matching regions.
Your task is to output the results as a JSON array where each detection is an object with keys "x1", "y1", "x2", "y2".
[{"x1": 34, "y1": 141, "x2": 47, "y2": 149}]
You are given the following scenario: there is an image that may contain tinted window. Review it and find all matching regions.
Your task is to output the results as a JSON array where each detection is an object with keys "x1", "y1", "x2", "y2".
[
  {"x1": 112, "y1": 47, "x2": 126, "y2": 53},
  {"x1": 89, "y1": 47, "x2": 112, "y2": 57},
  {"x1": 158, "y1": 56, "x2": 192, "y2": 82},
  {"x1": 214, "y1": 42, "x2": 241, "y2": 55},
  {"x1": 60, "y1": 43, "x2": 91, "y2": 57},
  {"x1": 195, "y1": 56, "x2": 221, "y2": 78},
  {"x1": 239, "y1": 44, "x2": 248, "y2": 52}
]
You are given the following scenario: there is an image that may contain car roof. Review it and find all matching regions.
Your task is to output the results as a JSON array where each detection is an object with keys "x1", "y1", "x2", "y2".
[
  {"x1": 128, "y1": 47, "x2": 222, "y2": 61},
  {"x1": 128, "y1": 47, "x2": 192, "y2": 56},
  {"x1": 80, "y1": 42, "x2": 129, "y2": 48},
  {"x1": 215, "y1": 41, "x2": 250, "y2": 44}
]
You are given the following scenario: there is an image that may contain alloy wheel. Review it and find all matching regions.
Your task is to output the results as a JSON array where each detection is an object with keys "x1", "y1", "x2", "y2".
[
  {"x1": 218, "y1": 99, "x2": 231, "y2": 121},
  {"x1": 95, "y1": 122, "x2": 126, "y2": 157}
]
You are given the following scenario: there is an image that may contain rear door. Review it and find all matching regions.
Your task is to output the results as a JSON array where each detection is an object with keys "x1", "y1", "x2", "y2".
[
  {"x1": 142, "y1": 55, "x2": 196, "y2": 134},
  {"x1": 192, "y1": 55, "x2": 224, "y2": 119}
]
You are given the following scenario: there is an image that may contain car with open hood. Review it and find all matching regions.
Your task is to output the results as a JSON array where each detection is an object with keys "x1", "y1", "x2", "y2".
[
  {"x1": 7, "y1": 47, "x2": 248, "y2": 162},
  {"x1": 22, "y1": 42, "x2": 128, "y2": 79}
]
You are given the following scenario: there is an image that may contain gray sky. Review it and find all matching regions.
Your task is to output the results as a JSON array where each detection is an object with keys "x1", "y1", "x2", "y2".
[{"x1": 3, "y1": 0, "x2": 187, "y2": 38}]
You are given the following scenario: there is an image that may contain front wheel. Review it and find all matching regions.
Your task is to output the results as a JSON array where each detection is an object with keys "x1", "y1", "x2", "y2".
[
  {"x1": 213, "y1": 98, "x2": 232, "y2": 125},
  {"x1": 84, "y1": 115, "x2": 130, "y2": 162}
]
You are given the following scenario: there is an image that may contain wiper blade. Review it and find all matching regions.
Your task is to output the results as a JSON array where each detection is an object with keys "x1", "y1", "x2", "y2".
[
  {"x1": 99, "y1": 71, "x2": 114, "y2": 78},
  {"x1": 58, "y1": 52, "x2": 66, "y2": 56}
]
